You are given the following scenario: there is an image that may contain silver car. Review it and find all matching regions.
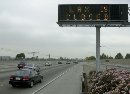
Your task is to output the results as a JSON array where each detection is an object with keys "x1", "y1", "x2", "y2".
[
  {"x1": 45, "y1": 62, "x2": 52, "y2": 66},
  {"x1": 24, "y1": 64, "x2": 40, "y2": 72}
]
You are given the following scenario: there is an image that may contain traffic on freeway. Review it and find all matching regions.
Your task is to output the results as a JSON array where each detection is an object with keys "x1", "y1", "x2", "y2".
[
  {"x1": 0, "y1": 0, "x2": 130, "y2": 94},
  {"x1": 0, "y1": 60, "x2": 77, "y2": 94}
]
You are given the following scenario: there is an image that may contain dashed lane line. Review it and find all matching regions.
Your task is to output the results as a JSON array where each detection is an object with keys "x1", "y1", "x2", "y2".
[
  {"x1": 0, "y1": 82, "x2": 4, "y2": 87},
  {"x1": 32, "y1": 67, "x2": 72, "y2": 94}
]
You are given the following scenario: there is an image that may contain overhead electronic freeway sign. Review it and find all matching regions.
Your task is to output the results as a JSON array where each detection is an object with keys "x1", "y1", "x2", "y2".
[
  {"x1": 57, "y1": 4, "x2": 130, "y2": 72},
  {"x1": 58, "y1": 4, "x2": 128, "y2": 22}
]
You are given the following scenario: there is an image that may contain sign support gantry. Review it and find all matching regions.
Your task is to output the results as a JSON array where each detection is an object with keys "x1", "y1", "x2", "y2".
[
  {"x1": 96, "y1": 26, "x2": 101, "y2": 72},
  {"x1": 57, "y1": 4, "x2": 130, "y2": 73}
]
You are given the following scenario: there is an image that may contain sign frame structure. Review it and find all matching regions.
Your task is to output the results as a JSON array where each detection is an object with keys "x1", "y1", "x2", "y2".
[
  {"x1": 57, "y1": 4, "x2": 130, "y2": 72},
  {"x1": 57, "y1": 21, "x2": 130, "y2": 27}
]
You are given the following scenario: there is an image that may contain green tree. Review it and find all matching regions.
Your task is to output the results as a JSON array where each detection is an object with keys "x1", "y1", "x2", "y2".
[
  {"x1": 115, "y1": 53, "x2": 123, "y2": 59},
  {"x1": 16, "y1": 53, "x2": 25, "y2": 60},
  {"x1": 100, "y1": 53, "x2": 107, "y2": 59},
  {"x1": 86, "y1": 56, "x2": 96, "y2": 60},
  {"x1": 59, "y1": 57, "x2": 63, "y2": 60},
  {"x1": 100, "y1": 53, "x2": 113, "y2": 59},
  {"x1": 109, "y1": 56, "x2": 113, "y2": 59},
  {"x1": 125, "y1": 53, "x2": 130, "y2": 59}
]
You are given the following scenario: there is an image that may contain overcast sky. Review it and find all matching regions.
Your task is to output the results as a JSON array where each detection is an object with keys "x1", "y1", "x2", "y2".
[{"x1": 0, "y1": 0, "x2": 130, "y2": 58}]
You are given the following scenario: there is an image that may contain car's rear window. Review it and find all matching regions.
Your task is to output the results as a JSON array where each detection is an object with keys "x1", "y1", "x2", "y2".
[
  {"x1": 15, "y1": 70, "x2": 30, "y2": 76},
  {"x1": 19, "y1": 62, "x2": 25, "y2": 64},
  {"x1": 25, "y1": 64, "x2": 33, "y2": 67}
]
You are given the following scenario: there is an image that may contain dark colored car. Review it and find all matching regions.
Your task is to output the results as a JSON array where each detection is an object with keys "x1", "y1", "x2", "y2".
[
  {"x1": 105, "y1": 59, "x2": 110, "y2": 62},
  {"x1": 58, "y1": 61, "x2": 62, "y2": 64},
  {"x1": 66, "y1": 62, "x2": 70, "y2": 64},
  {"x1": 9, "y1": 69, "x2": 43, "y2": 88},
  {"x1": 24, "y1": 64, "x2": 40, "y2": 73},
  {"x1": 73, "y1": 61, "x2": 78, "y2": 64},
  {"x1": 17, "y1": 61, "x2": 27, "y2": 69}
]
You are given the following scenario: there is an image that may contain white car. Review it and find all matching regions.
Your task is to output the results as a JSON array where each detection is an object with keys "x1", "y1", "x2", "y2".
[{"x1": 45, "y1": 62, "x2": 52, "y2": 66}]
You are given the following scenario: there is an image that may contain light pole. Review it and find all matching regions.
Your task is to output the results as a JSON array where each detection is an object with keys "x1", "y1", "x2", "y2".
[{"x1": 96, "y1": 26, "x2": 101, "y2": 72}]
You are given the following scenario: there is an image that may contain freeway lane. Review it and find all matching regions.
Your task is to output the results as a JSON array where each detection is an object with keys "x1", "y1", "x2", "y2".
[
  {"x1": 0, "y1": 61, "x2": 67, "y2": 81},
  {"x1": 0, "y1": 62, "x2": 74, "y2": 94}
]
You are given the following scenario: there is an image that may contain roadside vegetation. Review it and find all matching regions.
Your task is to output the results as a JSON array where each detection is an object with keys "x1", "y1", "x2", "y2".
[{"x1": 86, "y1": 53, "x2": 130, "y2": 60}]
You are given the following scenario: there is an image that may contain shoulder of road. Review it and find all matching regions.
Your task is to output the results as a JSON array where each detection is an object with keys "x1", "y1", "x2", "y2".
[{"x1": 34, "y1": 63, "x2": 83, "y2": 94}]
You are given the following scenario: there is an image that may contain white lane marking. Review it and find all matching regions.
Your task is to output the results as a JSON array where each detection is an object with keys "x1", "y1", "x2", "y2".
[
  {"x1": 0, "y1": 82, "x2": 3, "y2": 87},
  {"x1": 0, "y1": 84, "x2": 3, "y2": 87},
  {"x1": 32, "y1": 67, "x2": 72, "y2": 94}
]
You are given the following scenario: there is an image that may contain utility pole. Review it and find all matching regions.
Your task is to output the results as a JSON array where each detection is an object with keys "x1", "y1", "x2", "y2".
[
  {"x1": 45, "y1": 53, "x2": 50, "y2": 60},
  {"x1": 49, "y1": 53, "x2": 50, "y2": 60},
  {"x1": 30, "y1": 52, "x2": 39, "y2": 59}
]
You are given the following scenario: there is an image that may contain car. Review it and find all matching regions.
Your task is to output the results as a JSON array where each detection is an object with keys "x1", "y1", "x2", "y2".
[
  {"x1": 73, "y1": 61, "x2": 78, "y2": 64},
  {"x1": 45, "y1": 62, "x2": 52, "y2": 66},
  {"x1": 23, "y1": 64, "x2": 40, "y2": 72},
  {"x1": 17, "y1": 61, "x2": 27, "y2": 69},
  {"x1": 66, "y1": 62, "x2": 70, "y2": 64},
  {"x1": 105, "y1": 59, "x2": 110, "y2": 62},
  {"x1": 9, "y1": 69, "x2": 43, "y2": 88},
  {"x1": 58, "y1": 61, "x2": 62, "y2": 64}
]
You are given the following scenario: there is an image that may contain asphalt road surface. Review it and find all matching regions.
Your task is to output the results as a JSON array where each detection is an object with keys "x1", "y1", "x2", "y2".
[{"x1": 0, "y1": 61, "x2": 74, "y2": 94}]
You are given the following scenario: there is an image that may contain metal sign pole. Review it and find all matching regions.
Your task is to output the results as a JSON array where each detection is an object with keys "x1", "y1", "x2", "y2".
[{"x1": 96, "y1": 26, "x2": 101, "y2": 73}]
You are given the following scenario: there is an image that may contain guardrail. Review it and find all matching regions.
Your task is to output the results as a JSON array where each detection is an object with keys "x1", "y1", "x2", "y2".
[
  {"x1": 80, "y1": 73, "x2": 90, "y2": 94},
  {"x1": 106, "y1": 64, "x2": 130, "y2": 71}
]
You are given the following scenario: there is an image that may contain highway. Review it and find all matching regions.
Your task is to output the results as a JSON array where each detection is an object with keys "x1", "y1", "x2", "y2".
[
  {"x1": 0, "y1": 60, "x2": 75, "y2": 94},
  {"x1": 1, "y1": 60, "x2": 129, "y2": 94}
]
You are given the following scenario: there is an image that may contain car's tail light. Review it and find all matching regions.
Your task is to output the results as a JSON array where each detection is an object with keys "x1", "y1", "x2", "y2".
[
  {"x1": 10, "y1": 75, "x2": 14, "y2": 80},
  {"x1": 23, "y1": 76, "x2": 29, "y2": 81}
]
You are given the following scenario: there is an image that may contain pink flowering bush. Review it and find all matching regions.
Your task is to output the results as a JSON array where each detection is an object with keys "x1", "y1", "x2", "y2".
[{"x1": 89, "y1": 68, "x2": 130, "y2": 94}]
